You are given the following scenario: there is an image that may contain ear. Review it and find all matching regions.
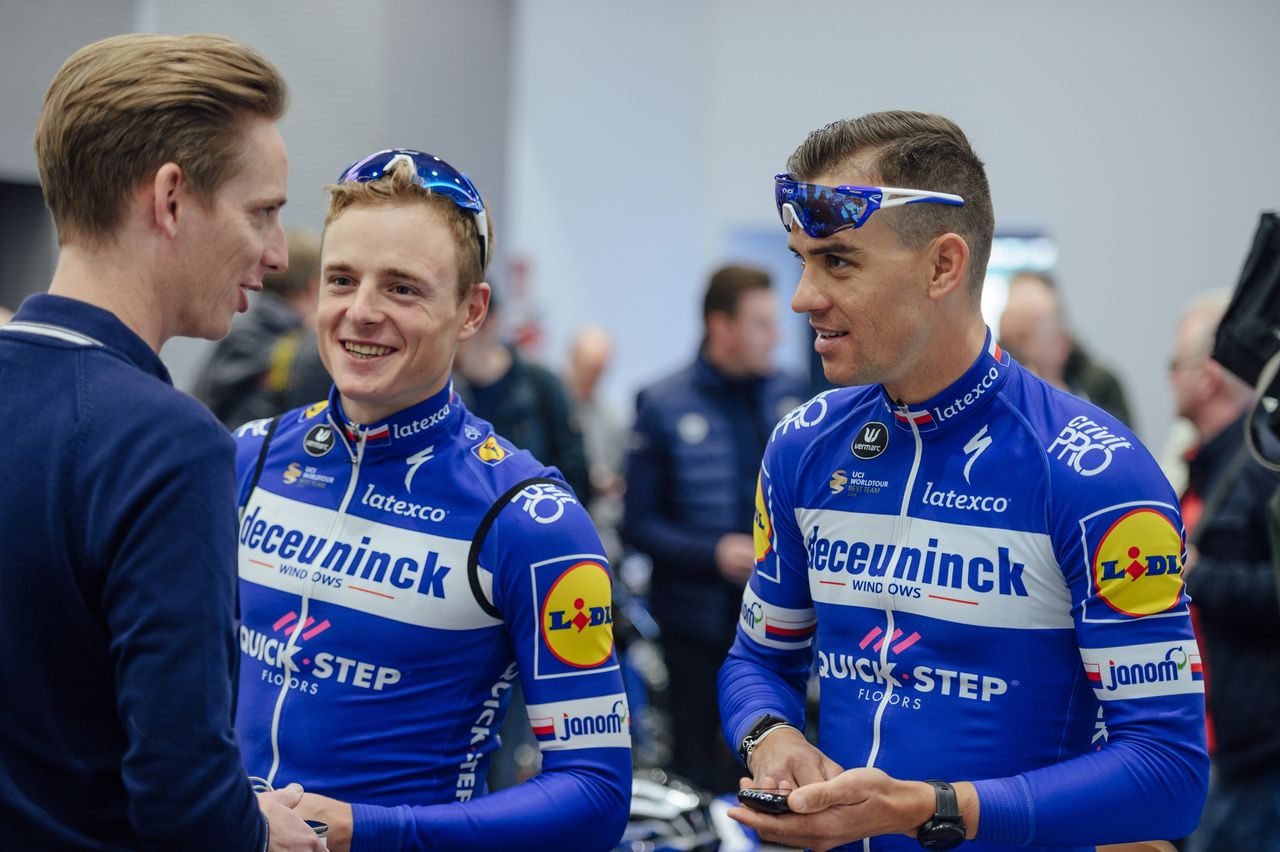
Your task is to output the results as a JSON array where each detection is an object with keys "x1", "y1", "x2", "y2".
[
  {"x1": 150, "y1": 163, "x2": 186, "y2": 239},
  {"x1": 926, "y1": 232, "x2": 971, "y2": 302},
  {"x1": 458, "y1": 282, "x2": 491, "y2": 340}
]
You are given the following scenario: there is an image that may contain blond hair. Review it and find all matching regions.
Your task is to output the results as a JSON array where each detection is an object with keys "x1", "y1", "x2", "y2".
[
  {"x1": 35, "y1": 33, "x2": 287, "y2": 246},
  {"x1": 325, "y1": 157, "x2": 492, "y2": 297}
]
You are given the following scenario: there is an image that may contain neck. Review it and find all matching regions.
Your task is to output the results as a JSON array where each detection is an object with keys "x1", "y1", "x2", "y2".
[
  {"x1": 47, "y1": 241, "x2": 168, "y2": 352},
  {"x1": 883, "y1": 314, "x2": 988, "y2": 405},
  {"x1": 456, "y1": 340, "x2": 511, "y2": 387}
]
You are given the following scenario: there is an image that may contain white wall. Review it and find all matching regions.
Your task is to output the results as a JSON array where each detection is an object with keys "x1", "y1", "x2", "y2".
[{"x1": 508, "y1": 0, "x2": 1280, "y2": 445}]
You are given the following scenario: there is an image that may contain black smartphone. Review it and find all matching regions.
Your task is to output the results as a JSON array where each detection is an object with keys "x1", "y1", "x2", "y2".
[{"x1": 737, "y1": 787, "x2": 792, "y2": 814}]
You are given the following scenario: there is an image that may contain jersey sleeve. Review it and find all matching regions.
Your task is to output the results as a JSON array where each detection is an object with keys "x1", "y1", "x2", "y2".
[
  {"x1": 718, "y1": 401, "x2": 821, "y2": 760},
  {"x1": 349, "y1": 476, "x2": 631, "y2": 852},
  {"x1": 973, "y1": 410, "x2": 1209, "y2": 845}
]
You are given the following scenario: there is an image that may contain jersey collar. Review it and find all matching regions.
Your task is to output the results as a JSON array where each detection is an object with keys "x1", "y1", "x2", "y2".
[
  {"x1": 882, "y1": 329, "x2": 1010, "y2": 434},
  {"x1": 327, "y1": 380, "x2": 461, "y2": 457}
]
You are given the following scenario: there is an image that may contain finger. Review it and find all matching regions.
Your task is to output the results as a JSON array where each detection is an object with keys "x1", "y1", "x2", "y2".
[
  {"x1": 273, "y1": 782, "x2": 306, "y2": 808},
  {"x1": 790, "y1": 759, "x2": 829, "y2": 788},
  {"x1": 820, "y1": 755, "x2": 845, "y2": 781}
]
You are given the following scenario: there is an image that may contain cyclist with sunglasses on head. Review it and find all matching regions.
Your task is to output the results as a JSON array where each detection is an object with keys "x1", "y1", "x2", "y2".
[
  {"x1": 717, "y1": 111, "x2": 1208, "y2": 851},
  {"x1": 230, "y1": 151, "x2": 631, "y2": 851}
]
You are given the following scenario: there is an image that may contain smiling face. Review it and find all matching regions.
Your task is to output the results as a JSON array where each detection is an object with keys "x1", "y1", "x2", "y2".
[
  {"x1": 174, "y1": 116, "x2": 288, "y2": 340},
  {"x1": 787, "y1": 169, "x2": 942, "y2": 396},
  {"x1": 318, "y1": 201, "x2": 488, "y2": 424}
]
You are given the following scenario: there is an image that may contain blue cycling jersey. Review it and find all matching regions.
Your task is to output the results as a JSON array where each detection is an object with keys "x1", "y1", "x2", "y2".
[
  {"x1": 233, "y1": 382, "x2": 630, "y2": 851},
  {"x1": 719, "y1": 332, "x2": 1208, "y2": 850}
]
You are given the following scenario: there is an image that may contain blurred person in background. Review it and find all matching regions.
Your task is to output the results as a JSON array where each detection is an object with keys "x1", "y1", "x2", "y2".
[
  {"x1": 565, "y1": 324, "x2": 628, "y2": 556},
  {"x1": 0, "y1": 33, "x2": 320, "y2": 851},
  {"x1": 999, "y1": 270, "x2": 1133, "y2": 426},
  {"x1": 1168, "y1": 291, "x2": 1280, "y2": 852},
  {"x1": 195, "y1": 228, "x2": 330, "y2": 427},
  {"x1": 623, "y1": 263, "x2": 804, "y2": 794},
  {"x1": 454, "y1": 287, "x2": 591, "y2": 502}
]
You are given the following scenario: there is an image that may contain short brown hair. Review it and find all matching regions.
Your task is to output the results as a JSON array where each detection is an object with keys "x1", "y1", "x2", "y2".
[
  {"x1": 703, "y1": 264, "x2": 771, "y2": 324},
  {"x1": 787, "y1": 110, "x2": 994, "y2": 301},
  {"x1": 35, "y1": 33, "x2": 287, "y2": 246},
  {"x1": 325, "y1": 156, "x2": 492, "y2": 297}
]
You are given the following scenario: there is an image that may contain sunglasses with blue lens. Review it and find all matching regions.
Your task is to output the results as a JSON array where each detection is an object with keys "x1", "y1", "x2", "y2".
[
  {"x1": 774, "y1": 173, "x2": 964, "y2": 239},
  {"x1": 338, "y1": 149, "x2": 489, "y2": 269}
]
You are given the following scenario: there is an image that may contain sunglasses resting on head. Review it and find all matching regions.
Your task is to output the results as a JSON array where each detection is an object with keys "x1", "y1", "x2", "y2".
[
  {"x1": 775, "y1": 173, "x2": 964, "y2": 239},
  {"x1": 338, "y1": 148, "x2": 489, "y2": 269}
]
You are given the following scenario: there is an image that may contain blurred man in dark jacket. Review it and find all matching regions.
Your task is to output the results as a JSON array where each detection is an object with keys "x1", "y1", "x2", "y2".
[
  {"x1": 623, "y1": 264, "x2": 804, "y2": 792},
  {"x1": 1170, "y1": 292, "x2": 1280, "y2": 851}
]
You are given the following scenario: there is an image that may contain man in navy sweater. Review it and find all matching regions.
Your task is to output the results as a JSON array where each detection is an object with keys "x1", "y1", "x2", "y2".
[{"x1": 0, "y1": 34, "x2": 322, "y2": 852}]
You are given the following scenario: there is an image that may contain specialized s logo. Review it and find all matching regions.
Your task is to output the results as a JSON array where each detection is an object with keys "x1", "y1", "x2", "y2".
[
  {"x1": 472, "y1": 435, "x2": 508, "y2": 466},
  {"x1": 962, "y1": 424, "x2": 991, "y2": 483},
  {"x1": 1092, "y1": 508, "x2": 1183, "y2": 616},
  {"x1": 404, "y1": 445, "x2": 435, "y2": 492},
  {"x1": 753, "y1": 472, "x2": 773, "y2": 562},
  {"x1": 540, "y1": 561, "x2": 614, "y2": 668}
]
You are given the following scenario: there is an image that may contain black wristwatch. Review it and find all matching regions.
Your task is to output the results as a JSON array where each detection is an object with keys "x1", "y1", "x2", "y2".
[
  {"x1": 917, "y1": 779, "x2": 966, "y2": 849},
  {"x1": 737, "y1": 713, "x2": 791, "y2": 767}
]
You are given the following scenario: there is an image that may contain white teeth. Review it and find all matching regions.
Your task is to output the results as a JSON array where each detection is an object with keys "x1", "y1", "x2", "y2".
[
  {"x1": 344, "y1": 342, "x2": 392, "y2": 358},
  {"x1": 817, "y1": 331, "x2": 847, "y2": 339}
]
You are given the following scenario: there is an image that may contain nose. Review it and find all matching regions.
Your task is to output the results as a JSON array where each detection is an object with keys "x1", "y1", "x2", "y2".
[
  {"x1": 790, "y1": 263, "x2": 828, "y2": 316},
  {"x1": 264, "y1": 218, "x2": 288, "y2": 274},
  {"x1": 345, "y1": 279, "x2": 385, "y2": 326}
]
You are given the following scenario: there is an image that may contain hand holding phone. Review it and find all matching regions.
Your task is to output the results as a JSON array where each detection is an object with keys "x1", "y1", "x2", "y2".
[{"x1": 737, "y1": 787, "x2": 792, "y2": 814}]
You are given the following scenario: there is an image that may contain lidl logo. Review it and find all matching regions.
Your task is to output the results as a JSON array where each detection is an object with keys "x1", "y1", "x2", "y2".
[
  {"x1": 1092, "y1": 508, "x2": 1183, "y2": 616},
  {"x1": 754, "y1": 472, "x2": 773, "y2": 563},
  {"x1": 473, "y1": 435, "x2": 508, "y2": 466},
  {"x1": 539, "y1": 561, "x2": 613, "y2": 669}
]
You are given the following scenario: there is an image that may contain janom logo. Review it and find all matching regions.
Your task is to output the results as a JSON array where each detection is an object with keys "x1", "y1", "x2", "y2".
[
  {"x1": 533, "y1": 699, "x2": 629, "y2": 743},
  {"x1": 541, "y1": 562, "x2": 614, "y2": 668},
  {"x1": 1085, "y1": 645, "x2": 1200, "y2": 692}
]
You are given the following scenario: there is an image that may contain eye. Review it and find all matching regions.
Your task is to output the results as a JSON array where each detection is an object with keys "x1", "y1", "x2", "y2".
[
  {"x1": 391, "y1": 283, "x2": 419, "y2": 297},
  {"x1": 825, "y1": 255, "x2": 851, "y2": 270},
  {"x1": 328, "y1": 275, "x2": 355, "y2": 288},
  {"x1": 790, "y1": 251, "x2": 806, "y2": 268}
]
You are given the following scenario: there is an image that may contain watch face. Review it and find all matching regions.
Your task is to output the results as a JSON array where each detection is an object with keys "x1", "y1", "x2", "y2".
[{"x1": 919, "y1": 822, "x2": 966, "y2": 850}]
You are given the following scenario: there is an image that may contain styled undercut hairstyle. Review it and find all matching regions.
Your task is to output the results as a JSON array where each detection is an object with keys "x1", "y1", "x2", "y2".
[
  {"x1": 325, "y1": 157, "x2": 493, "y2": 298},
  {"x1": 787, "y1": 110, "x2": 995, "y2": 302},
  {"x1": 35, "y1": 33, "x2": 288, "y2": 247}
]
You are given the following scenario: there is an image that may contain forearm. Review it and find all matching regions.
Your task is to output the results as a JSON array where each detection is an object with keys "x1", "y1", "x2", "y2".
[
  {"x1": 718, "y1": 639, "x2": 810, "y2": 757},
  {"x1": 349, "y1": 758, "x2": 630, "y2": 852}
]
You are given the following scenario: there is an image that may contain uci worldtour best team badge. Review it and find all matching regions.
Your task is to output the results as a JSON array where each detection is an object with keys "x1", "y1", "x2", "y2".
[
  {"x1": 303, "y1": 424, "x2": 336, "y2": 457},
  {"x1": 851, "y1": 421, "x2": 889, "y2": 460}
]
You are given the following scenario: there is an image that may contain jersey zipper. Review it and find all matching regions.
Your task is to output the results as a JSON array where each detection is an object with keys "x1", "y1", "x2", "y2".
[
  {"x1": 265, "y1": 420, "x2": 367, "y2": 786},
  {"x1": 862, "y1": 400, "x2": 926, "y2": 850}
]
